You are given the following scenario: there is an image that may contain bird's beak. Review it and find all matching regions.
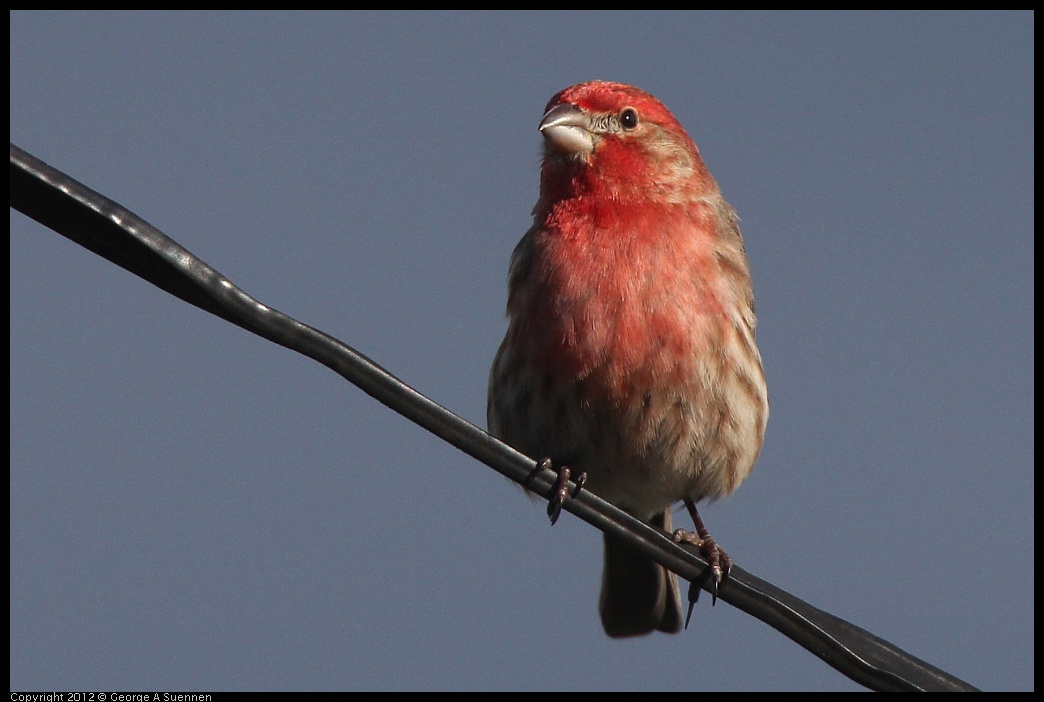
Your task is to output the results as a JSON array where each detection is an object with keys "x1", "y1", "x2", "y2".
[{"x1": 539, "y1": 103, "x2": 595, "y2": 154}]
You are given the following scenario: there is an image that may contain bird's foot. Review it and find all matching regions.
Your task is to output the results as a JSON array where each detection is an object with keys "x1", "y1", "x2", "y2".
[
  {"x1": 673, "y1": 498, "x2": 733, "y2": 627},
  {"x1": 534, "y1": 458, "x2": 586, "y2": 525}
]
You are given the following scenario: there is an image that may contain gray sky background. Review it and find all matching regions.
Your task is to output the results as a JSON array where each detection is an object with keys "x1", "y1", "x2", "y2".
[{"x1": 10, "y1": 11, "x2": 1033, "y2": 691}]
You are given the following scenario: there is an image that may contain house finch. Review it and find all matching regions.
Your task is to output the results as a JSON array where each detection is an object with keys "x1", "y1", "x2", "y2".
[{"x1": 487, "y1": 81, "x2": 768, "y2": 637}]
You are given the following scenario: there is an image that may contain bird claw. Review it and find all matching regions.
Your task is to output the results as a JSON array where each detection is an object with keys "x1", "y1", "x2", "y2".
[
  {"x1": 539, "y1": 458, "x2": 587, "y2": 525},
  {"x1": 674, "y1": 498, "x2": 734, "y2": 613},
  {"x1": 684, "y1": 579, "x2": 700, "y2": 630},
  {"x1": 673, "y1": 528, "x2": 732, "y2": 605}
]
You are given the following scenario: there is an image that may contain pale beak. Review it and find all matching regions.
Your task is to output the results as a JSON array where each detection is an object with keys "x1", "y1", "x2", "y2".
[{"x1": 539, "y1": 103, "x2": 594, "y2": 154}]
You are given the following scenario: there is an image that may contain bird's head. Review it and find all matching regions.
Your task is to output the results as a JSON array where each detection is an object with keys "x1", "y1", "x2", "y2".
[{"x1": 536, "y1": 81, "x2": 718, "y2": 205}]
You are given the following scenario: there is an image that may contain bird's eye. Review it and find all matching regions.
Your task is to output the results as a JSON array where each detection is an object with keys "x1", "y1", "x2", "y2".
[{"x1": 620, "y1": 108, "x2": 639, "y2": 130}]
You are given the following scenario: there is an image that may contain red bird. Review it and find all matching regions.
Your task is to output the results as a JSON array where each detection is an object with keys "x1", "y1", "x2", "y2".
[{"x1": 488, "y1": 81, "x2": 768, "y2": 637}]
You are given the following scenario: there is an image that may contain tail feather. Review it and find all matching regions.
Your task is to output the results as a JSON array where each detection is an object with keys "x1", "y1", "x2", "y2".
[{"x1": 598, "y1": 509, "x2": 682, "y2": 637}]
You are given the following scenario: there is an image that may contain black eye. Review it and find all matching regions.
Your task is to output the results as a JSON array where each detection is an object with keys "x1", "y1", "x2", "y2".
[{"x1": 620, "y1": 107, "x2": 639, "y2": 130}]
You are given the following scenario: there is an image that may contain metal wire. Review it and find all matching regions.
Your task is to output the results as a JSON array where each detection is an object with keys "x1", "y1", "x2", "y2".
[{"x1": 10, "y1": 142, "x2": 979, "y2": 691}]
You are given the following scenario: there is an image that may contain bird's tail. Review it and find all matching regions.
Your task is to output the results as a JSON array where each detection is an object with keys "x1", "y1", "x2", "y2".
[{"x1": 599, "y1": 508, "x2": 682, "y2": 637}]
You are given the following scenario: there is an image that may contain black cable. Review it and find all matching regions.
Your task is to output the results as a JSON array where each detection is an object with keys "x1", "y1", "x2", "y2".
[{"x1": 10, "y1": 142, "x2": 979, "y2": 691}]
